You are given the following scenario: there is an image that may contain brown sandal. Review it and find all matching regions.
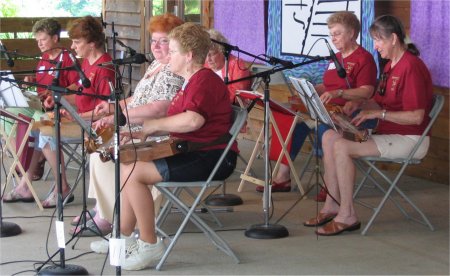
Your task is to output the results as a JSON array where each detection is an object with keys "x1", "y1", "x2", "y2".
[
  {"x1": 315, "y1": 220, "x2": 361, "y2": 236},
  {"x1": 303, "y1": 213, "x2": 337, "y2": 227}
]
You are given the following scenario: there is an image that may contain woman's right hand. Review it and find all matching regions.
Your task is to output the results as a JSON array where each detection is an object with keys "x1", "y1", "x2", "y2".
[
  {"x1": 342, "y1": 100, "x2": 361, "y2": 116},
  {"x1": 119, "y1": 131, "x2": 144, "y2": 145},
  {"x1": 94, "y1": 101, "x2": 110, "y2": 116},
  {"x1": 92, "y1": 115, "x2": 113, "y2": 130}
]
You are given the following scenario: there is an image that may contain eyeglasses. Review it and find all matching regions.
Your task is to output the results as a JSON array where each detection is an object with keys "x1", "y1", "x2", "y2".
[
  {"x1": 168, "y1": 50, "x2": 178, "y2": 55},
  {"x1": 377, "y1": 72, "x2": 389, "y2": 96},
  {"x1": 329, "y1": 32, "x2": 343, "y2": 38},
  {"x1": 150, "y1": 37, "x2": 169, "y2": 45}
]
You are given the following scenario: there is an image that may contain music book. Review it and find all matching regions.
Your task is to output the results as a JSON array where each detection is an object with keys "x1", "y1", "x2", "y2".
[
  {"x1": 0, "y1": 71, "x2": 29, "y2": 108},
  {"x1": 289, "y1": 77, "x2": 337, "y2": 131}
]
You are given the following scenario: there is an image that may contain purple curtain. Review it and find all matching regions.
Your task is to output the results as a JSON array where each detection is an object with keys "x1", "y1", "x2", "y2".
[
  {"x1": 213, "y1": 0, "x2": 265, "y2": 61},
  {"x1": 411, "y1": 0, "x2": 449, "y2": 88}
]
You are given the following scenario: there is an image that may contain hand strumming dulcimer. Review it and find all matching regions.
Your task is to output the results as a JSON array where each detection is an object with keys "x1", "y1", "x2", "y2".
[
  {"x1": 289, "y1": 95, "x2": 375, "y2": 142},
  {"x1": 97, "y1": 136, "x2": 184, "y2": 164}
]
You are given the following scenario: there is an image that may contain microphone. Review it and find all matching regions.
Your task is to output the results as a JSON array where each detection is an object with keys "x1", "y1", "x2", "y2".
[
  {"x1": 263, "y1": 54, "x2": 293, "y2": 67},
  {"x1": 116, "y1": 39, "x2": 137, "y2": 56},
  {"x1": 325, "y1": 40, "x2": 346, "y2": 78},
  {"x1": 97, "y1": 53, "x2": 148, "y2": 66},
  {"x1": 68, "y1": 51, "x2": 91, "y2": 88},
  {"x1": 108, "y1": 81, "x2": 127, "y2": 126},
  {"x1": 0, "y1": 40, "x2": 14, "y2": 67},
  {"x1": 210, "y1": 38, "x2": 239, "y2": 51},
  {"x1": 51, "y1": 54, "x2": 64, "y2": 86}
]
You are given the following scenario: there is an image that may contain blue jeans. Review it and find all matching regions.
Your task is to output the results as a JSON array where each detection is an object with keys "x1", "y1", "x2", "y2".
[{"x1": 289, "y1": 122, "x2": 330, "y2": 160}]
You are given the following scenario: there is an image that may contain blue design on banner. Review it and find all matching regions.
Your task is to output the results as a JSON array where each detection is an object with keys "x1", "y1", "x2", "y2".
[{"x1": 267, "y1": 0, "x2": 376, "y2": 85}]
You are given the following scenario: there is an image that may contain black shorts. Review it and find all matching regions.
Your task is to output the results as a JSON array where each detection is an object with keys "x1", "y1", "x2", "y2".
[{"x1": 154, "y1": 149, "x2": 237, "y2": 182}]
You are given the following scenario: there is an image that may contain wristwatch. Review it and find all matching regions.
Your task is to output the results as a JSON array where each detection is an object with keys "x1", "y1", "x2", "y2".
[{"x1": 337, "y1": 89, "x2": 344, "y2": 98}]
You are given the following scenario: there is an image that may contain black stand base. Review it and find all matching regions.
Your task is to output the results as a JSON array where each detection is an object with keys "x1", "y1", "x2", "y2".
[
  {"x1": 38, "y1": 264, "x2": 88, "y2": 275},
  {"x1": 205, "y1": 193, "x2": 243, "y2": 206},
  {"x1": 0, "y1": 221, "x2": 22, "y2": 237},
  {"x1": 245, "y1": 223, "x2": 289, "y2": 239}
]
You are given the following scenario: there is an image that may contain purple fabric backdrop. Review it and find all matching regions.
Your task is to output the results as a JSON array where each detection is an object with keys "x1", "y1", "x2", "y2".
[
  {"x1": 411, "y1": 0, "x2": 449, "y2": 88},
  {"x1": 214, "y1": 0, "x2": 265, "y2": 62}
]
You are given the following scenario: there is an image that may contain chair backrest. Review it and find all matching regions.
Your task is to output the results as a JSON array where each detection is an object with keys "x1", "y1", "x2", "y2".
[
  {"x1": 206, "y1": 106, "x2": 247, "y2": 183},
  {"x1": 408, "y1": 94, "x2": 444, "y2": 160}
]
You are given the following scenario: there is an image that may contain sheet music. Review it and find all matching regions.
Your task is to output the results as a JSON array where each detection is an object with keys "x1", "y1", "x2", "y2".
[
  {"x1": 0, "y1": 71, "x2": 29, "y2": 108},
  {"x1": 281, "y1": 0, "x2": 362, "y2": 57},
  {"x1": 289, "y1": 76, "x2": 337, "y2": 131}
]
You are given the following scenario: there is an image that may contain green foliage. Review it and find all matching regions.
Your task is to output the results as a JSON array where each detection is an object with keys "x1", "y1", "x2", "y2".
[
  {"x1": 185, "y1": 0, "x2": 200, "y2": 15},
  {"x1": 152, "y1": 0, "x2": 164, "y2": 16},
  {"x1": 0, "y1": 0, "x2": 19, "y2": 17},
  {"x1": 55, "y1": 0, "x2": 102, "y2": 16}
]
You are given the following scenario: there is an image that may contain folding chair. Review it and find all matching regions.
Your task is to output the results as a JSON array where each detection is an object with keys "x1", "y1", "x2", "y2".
[
  {"x1": 0, "y1": 110, "x2": 43, "y2": 210},
  {"x1": 154, "y1": 106, "x2": 247, "y2": 270},
  {"x1": 353, "y1": 94, "x2": 444, "y2": 235}
]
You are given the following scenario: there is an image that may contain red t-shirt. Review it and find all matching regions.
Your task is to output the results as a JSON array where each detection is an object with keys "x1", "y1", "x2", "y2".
[
  {"x1": 168, "y1": 68, "x2": 238, "y2": 152},
  {"x1": 35, "y1": 51, "x2": 79, "y2": 95},
  {"x1": 374, "y1": 51, "x2": 433, "y2": 135},
  {"x1": 75, "y1": 53, "x2": 115, "y2": 113},
  {"x1": 322, "y1": 46, "x2": 377, "y2": 106}
]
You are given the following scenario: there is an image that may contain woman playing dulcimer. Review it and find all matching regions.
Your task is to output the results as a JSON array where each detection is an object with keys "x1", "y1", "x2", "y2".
[
  {"x1": 265, "y1": 11, "x2": 377, "y2": 198},
  {"x1": 69, "y1": 13, "x2": 185, "y2": 238},
  {"x1": 3, "y1": 16, "x2": 115, "y2": 208}
]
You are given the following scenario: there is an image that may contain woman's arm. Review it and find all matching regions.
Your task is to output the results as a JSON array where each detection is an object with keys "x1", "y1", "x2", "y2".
[
  {"x1": 141, "y1": 110, "x2": 205, "y2": 139},
  {"x1": 321, "y1": 85, "x2": 374, "y2": 104},
  {"x1": 352, "y1": 108, "x2": 425, "y2": 126}
]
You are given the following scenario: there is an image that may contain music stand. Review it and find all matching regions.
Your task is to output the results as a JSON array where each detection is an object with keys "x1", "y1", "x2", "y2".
[
  {"x1": 289, "y1": 77, "x2": 336, "y2": 204},
  {"x1": 236, "y1": 90, "x2": 305, "y2": 195}
]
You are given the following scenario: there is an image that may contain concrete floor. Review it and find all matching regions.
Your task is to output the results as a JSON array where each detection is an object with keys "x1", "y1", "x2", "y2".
[{"x1": 1, "y1": 139, "x2": 449, "y2": 275}]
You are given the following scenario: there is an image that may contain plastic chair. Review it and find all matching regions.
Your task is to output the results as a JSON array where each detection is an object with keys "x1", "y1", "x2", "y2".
[
  {"x1": 353, "y1": 94, "x2": 444, "y2": 235},
  {"x1": 154, "y1": 106, "x2": 247, "y2": 270}
]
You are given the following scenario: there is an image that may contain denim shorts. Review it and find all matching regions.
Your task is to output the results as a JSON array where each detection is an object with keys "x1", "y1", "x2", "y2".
[{"x1": 154, "y1": 149, "x2": 237, "y2": 182}]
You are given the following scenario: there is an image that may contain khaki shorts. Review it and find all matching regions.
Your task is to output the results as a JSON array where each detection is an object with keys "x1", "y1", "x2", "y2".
[{"x1": 371, "y1": 134, "x2": 430, "y2": 159}]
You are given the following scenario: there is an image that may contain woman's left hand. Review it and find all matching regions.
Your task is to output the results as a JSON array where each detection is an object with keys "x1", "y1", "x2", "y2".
[
  {"x1": 351, "y1": 109, "x2": 381, "y2": 126},
  {"x1": 60, "y1": 109, "x2": 74, "y2": 121},
  {"x1": 320, "y1": 91, "x2": 338, "y2": 104}
]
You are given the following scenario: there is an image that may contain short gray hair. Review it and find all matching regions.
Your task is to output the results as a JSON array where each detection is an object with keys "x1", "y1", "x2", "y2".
[{"x1": 208, "y1": 29, "x2": 229, "y2": 54}]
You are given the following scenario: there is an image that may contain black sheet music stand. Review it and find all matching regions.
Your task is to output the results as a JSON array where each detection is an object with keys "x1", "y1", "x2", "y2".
[{"x1": 289, "y1": 76, "x2": 337, "y2": 203}]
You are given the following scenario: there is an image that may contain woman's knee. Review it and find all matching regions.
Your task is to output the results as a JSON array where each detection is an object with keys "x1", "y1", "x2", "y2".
[{"x1": 332, "y1": 139, "x2": 352, "y2": 159}]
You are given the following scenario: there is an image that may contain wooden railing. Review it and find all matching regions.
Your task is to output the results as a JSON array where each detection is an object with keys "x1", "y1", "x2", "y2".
[{"x1": 0, "y1": 17, "x2": 97, "y2": 74}]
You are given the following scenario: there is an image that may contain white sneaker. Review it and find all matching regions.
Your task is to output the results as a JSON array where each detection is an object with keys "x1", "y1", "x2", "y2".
[
  {"x1": 122, "y1": 238, "x2": 165, "y2": 271},
  {"x1": 90, "y1": 233, "x2": 136, "y2": 254}
]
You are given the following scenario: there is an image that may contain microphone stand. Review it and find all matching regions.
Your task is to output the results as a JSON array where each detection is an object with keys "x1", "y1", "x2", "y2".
[
  {"x1": 228, "y1": 55, "x2": 328, "y2": 239},
  {"x1": 204, "y1": 41, "x2": 243, "y2": 207},
  {"x1": 0, "y1": 75, "x2": 106, "y2": 275},
  {"x1": 32, "y1": 61, "x2": 88, "y2": 274},
  {"x1": 110, "y1": 22, "x2": 122, "y2": 276}
]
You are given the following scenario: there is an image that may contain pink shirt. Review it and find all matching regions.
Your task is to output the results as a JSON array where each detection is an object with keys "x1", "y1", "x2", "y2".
[{"x1": 205, "y1": 54, "x2": 252, "y2": 103}]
